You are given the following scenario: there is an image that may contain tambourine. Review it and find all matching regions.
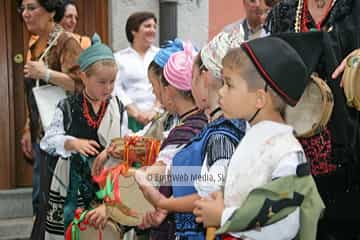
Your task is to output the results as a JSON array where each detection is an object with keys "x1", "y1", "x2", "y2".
[
  {"x1": 78, "y1": 221, "x2": 121, "y2": 240},
  {"x1": 285, "y1": 74, "x2": 334, "y2": 138},
  {"x1": 65, "y1": 208, "x2": 122, "y2": 240},
  {"x1": 110, "y1": 136, "x2": 160, "y2": 168},
  {"x1": 94, "y1": 136, "x2": 161, "y2": 226},
  {"x1": 342, "y1": 55, "x2": 360, "y2": 111}
]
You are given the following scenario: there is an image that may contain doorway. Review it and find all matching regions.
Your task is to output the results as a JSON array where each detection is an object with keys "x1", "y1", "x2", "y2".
[{"x1": 0, "y1": 0, "x2": 109, "y2": 189}]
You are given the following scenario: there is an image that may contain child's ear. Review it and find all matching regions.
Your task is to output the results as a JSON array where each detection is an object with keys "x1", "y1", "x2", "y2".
[
  {"x1": 79, "y1": 71, "x2": 87, "y2": 85},
  {"x1": 255, "y1": 89, "x2": 267, "y2": 109}
]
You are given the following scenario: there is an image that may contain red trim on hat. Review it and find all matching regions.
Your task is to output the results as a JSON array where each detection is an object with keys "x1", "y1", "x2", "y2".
[{"x1": 241, "y1": 42, "x2": 296, "y2": 106}]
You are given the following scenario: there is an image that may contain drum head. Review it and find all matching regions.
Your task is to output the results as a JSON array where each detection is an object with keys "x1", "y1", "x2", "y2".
[
  {"x1": 79, "y1": 221, "x2": 121, "y2": 240},
  {"x1": 285, "y1": 80, "x2": 323, "y2": 137},
  {"x1": 115, "y1": 175, "x2": 155, "y2": 226}
]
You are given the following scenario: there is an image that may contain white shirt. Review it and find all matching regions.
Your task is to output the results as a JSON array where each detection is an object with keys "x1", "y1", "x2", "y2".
[
  {"x1": 223, "y1": 19, "x2": 267, "y2": 41},
  {"x1": 194, "y1": 154, "x2": 229, "y2": 198},
  {"x1": 114, "y1": 46, "x2": 159, "y2": 110},
  {"x1": 221, "y1": 152, "x2": 302, "y2": 239},
  {"x1": 222, "y1": 121, "x2": 305, "y2": 239},
  {"x1": 195, "y1": 122, "x2": 250, "y2": 198}
]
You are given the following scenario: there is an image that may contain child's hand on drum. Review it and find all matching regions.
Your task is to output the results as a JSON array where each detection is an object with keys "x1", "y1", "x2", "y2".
[
  {"x1": 86, "y1": 204, "x2": 108, "y2": 230},
  {"x1": 135, "y1": 170, "x2": 162, "y2": 207},
  {"x1": 92, "y1": 149, "x2": 109, "y2": 176},
  {"x1": 193, "y1": 191, "x2": 224, "y2": 227},
  {"x1": 138, "y1": 208, "x2": 168, "y2": 229},
  {"x1": 107, "y1": 143, "x2": 123, "y2": 159},
  {"x1": 134, "y1": 169, "x2": 150, "y2": 187}
]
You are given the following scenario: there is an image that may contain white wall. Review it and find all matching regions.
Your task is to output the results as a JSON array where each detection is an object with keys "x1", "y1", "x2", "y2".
[
  {"x1": 177, "y1": 0, "x2": 208, "y2": 49},
  {"x1": 109, "y1": 0, "x2": 209, "y2": 51},
  {"x1": 109, "y1": 0, "x2": 160, "y2": 51}
]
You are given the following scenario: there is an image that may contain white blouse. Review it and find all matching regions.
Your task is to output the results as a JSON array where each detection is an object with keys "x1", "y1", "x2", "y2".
[
  {"x1": 40, "y1": 101, "x2": 128, "y2": 158},
  {"x1": 114, "y1": 46, "x2": 159, "y2": 111},
  {"x1": 40, "y1": 107, "x2": 76, "y2": 158}
]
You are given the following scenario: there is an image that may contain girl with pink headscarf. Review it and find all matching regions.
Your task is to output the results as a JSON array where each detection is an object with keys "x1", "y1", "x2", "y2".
[{"x1": 134, "y1": 42, "x2": 211, "y2": 239}]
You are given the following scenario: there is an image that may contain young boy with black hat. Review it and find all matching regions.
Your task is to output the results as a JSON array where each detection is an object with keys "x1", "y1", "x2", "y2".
[{"x1": 193, "y1": 32, "x2": 325, "y2": 240}]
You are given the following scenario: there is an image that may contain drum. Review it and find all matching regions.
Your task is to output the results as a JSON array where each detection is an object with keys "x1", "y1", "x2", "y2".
[
  {"x1": 110, "y1": 136, "x2": 160, "y2": 167},
  {"x1": 285, "y1": 75, "x2": 334, "y2": 138},
  {"x1": 107, "y1": 173, "x2": 155, "y2": 226},
  {"x1": 78, "y1": 220, "x2": 122, "y2": 240},
  {"x1": 95, "y1": 136, "x2": 160, "y2": 226},
  {"x1": 342, "y1": 55, "x2": 360, "y2": 111}
]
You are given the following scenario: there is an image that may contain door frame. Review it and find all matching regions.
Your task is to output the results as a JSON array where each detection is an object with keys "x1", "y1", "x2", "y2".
[{"x1": 0, "y1": 0, "x2": 109, "y2": 189}]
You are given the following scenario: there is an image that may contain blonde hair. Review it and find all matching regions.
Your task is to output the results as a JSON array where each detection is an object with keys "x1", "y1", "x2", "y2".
[
  {"x1": 84, "y1": 59, "x2": 117, "y2": 77},
  {"x1": 223, "y1": 47, "x2": 286, "y2": 116}
]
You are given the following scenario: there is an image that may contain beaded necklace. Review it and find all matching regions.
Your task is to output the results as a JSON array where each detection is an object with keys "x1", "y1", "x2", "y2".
[
  {"x1": 82, "y1": 92, "x2": 107, "y2": 128},
  {"x1": 294, "y1": 0, "x2": 336, "y2": 32}
]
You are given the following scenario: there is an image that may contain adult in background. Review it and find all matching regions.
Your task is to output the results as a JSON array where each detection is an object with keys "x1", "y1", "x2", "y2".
[
  {"x1": 267, "y1": 0, "x2": 360, "y2": 239},
  {"x1": 17, "y1": 0, "x2": 83, "y2": 238},
  {"x1": 59, "y1": 0, "x2": 91, "y2": 49},
  {"x1": 114, "y1": 11, "x2": 160, "y2": 132},
  {"x1": 223, "y1": 0, "x2": 270, "y2": 40},
  {"x1": 28, "y1": 0, "x2": 91, "y2": 51},
  {"x1": 264, "y1": 0, "x2": 282, "y2": 7}
]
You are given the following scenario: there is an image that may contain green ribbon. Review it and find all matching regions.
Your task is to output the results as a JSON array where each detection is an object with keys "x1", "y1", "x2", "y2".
[
  {"x1": 96, "y1": 174, "x2": 113, "y2": 200},
  {"x1": 133, "y1": 162, "x2": 142, "y2": 169},
  {"x1": 71, "y1": 210, "x2": 88, "y2": 240}
]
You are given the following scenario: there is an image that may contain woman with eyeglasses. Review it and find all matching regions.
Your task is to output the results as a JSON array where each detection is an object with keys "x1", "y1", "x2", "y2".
[
  {"x1": 17, "y1": 0, "x2": 83, "y2": 239},
  {"x1": 27, "y1": 1, "x2": 91, "y2": 50}
]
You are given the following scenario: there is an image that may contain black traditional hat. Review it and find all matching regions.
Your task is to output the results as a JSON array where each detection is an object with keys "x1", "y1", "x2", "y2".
[{"x1": 241, "y1": 31, "x2": 323, "y2": 106}]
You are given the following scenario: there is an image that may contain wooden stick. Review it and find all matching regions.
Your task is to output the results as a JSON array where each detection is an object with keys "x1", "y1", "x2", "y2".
[{"x1": 206, "y1": 227, "x2": 217, "y2": 240}]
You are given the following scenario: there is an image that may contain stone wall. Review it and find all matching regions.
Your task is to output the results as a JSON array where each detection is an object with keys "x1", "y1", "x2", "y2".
[{"x1": 177, "y1": 0, "x2": 208, "y2": 48}]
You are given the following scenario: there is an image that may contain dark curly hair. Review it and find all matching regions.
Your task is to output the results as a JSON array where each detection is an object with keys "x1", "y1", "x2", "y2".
[
  {"x1": 125, "y1": 11, "x2": 157, "y2": 43},
  {"x1": 16, "y1": 0, "x2": 65, "y2": 23},
  {"x1": 265, "y1": 0, "x2": 281, "y2": 7},
  {"x1": 62, "y1": 0, "x2": 78, "y2": 13}
]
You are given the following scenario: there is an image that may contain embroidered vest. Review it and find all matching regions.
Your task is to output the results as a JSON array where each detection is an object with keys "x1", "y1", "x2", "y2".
[{"x1": 58, "y1": 94, "x2": 125, "y2": 228}]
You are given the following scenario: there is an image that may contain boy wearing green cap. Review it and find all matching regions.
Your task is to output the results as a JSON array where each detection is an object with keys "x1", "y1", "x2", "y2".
[
  {"x1": 40, "y1": 34, "x2": 127, "y2": 239},
  {"x1": 193, "y1": 33, "x2": 325, "y2": 240}
]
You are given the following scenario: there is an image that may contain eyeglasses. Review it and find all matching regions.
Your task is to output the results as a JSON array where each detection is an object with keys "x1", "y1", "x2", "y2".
[{"x1": 17, "y1": 4, "x2": 40, "y2": 14}]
